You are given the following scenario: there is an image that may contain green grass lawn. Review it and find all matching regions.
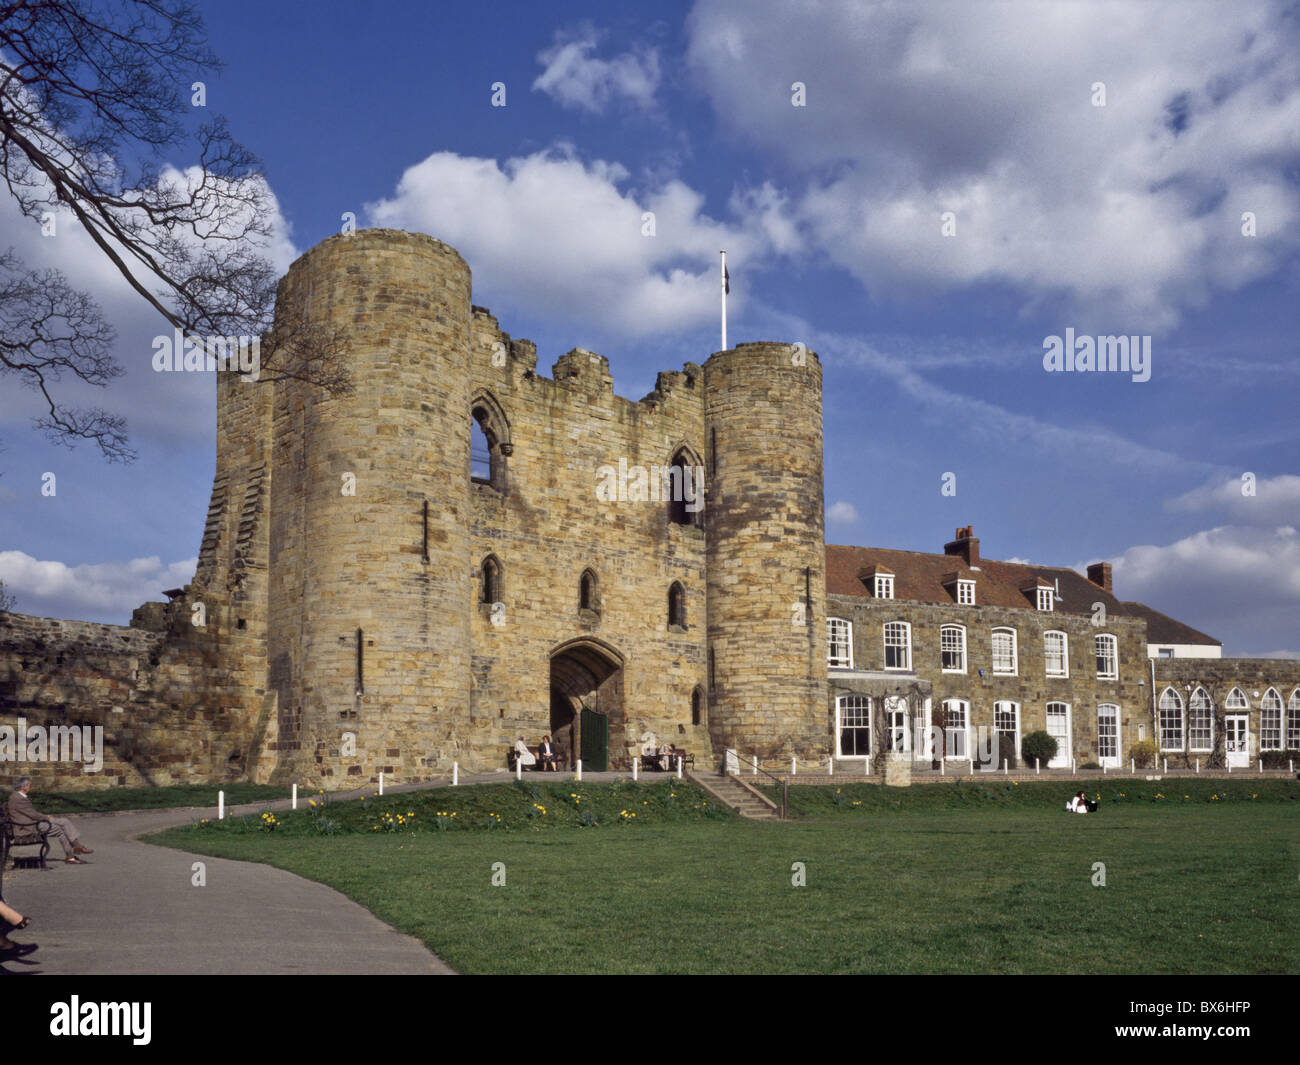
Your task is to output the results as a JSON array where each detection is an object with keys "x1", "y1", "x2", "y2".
[
  {"x1": 149, "y1": 778, "x2": 1300, "y2": 974},
  {"x1": 0, "y1": 782, "x2": 290, "y2": 814}
]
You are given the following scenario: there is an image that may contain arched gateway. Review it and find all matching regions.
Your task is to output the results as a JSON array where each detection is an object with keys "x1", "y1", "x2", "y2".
[{"x1": 548, "y1": 638, "x2": 625, "y2": 772}]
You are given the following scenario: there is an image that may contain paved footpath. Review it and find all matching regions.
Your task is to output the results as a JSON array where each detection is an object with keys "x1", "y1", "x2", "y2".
[
  {"x1": 0, "y1": 769, "x2": 687, "y2": 975},
  {"x1": 0, "y1": 792, "x2": 457, "y2": 976}
]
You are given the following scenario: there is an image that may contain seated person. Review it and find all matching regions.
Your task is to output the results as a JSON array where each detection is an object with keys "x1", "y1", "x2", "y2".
[
  {"x1": 8, "y1": 775, "x2": 93, "y2": 863},
  {"x1": 658, "y1": 742, "x2": 674, "y2": 772},
  {"x1": 513, "y1": 737, "x2": 536, "y2": 769},
  {"x1": 537, "y1": 734, "x2": 558, "y2": 772},
  {"x1": 1066, "y1": 790, "x2": 1089, "y2": 813}
]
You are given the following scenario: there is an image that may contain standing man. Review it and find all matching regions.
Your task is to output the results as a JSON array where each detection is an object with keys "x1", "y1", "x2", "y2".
[{"x1": 7, "y1": 776, "x2": 93, "y2": 864}]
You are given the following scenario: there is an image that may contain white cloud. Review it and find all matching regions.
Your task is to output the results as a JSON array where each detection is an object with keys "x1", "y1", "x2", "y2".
[
  {"x1": 1109, "y1": 524, "x2": 1300, "y2": 655},
  {"x1": 533, "y1": 28, "x2": 661, "y2": 113},
  {"x1": 1167, "y1": 474, "x2": 1300, "y2": 526},
  {"x1": 367, "y1": 146, "x2": 788, "y2": 337},
  {"x1": 826, "y1": 500, "x2": 858, "y2": 526},
  {"x1": 0, "y1": 550, "x2": 196, "y2": 622},
  {"x1": 687, "y1": 0, "x2": 1300, "y2": 330}
]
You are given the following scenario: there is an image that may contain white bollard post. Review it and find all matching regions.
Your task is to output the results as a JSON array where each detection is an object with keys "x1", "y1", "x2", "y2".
[
  {"x1": 1035, "y1": 758, "x2": 1040, "y2": 775},
  {"x1": 1258, "y1": 758, "x2": 1262, "y2": 772},
  {"x1": 633, "y1": 757, "x2": 639, "y2": 782},
  {"x1": 1102, "y1": 764, "x2": 1107, "y2": 775},
  {"x1": 453, "y1": 762, "x2": 459, "y2": 786},
  {"x1": 1291, "y1": 759, "x2": 1295, "y2": 773},
  {"x1": 864, "y1": 754, "x2": 869, "y2": 776},
  {"x1": 292, "y1": 783, "x2": 297, "y2": 810},
  {"x1": 677, "y1": 756, "x2": 683, "y2": 780},
  {"x1": 940, "y1": 758, "x2": 945, "y2": 776},
  {"x1": 1002, "y1": 758, "x2": 1007, "y2": 775},
  {"x1": 828, "y1": 756, "x2": 834, "y2": 777},
  {"x1": 752, "y1": 754, "x2": 758, "y2": 776},
  {"x1": 379, "y1": 772, "x2": 384, "y2": 796},
  {"x1": 1071, "y1": 759, "x2": 1076, "y2": 775},
  {"x1": 516, "y1": 758, "x2": 522, "y2": 781},
  {"x1": 1227, "y1": 762, "x2": 1232, "y2": 774},
  {"x1": 792, "y1": 757, "x2": 797, "y2": 776},
  {"x1": 969, "y1": 757, "x2": 974, "y2": 774},
  {"x1": 1163, "y1": 757, "x2": 1168, "y2": 773},
  {"x1": 1130, "y1": 758, "x2": 1135, "y2": 774},
  {"x1": 218, "y1": 790, "x2": 225, "y2": 821},
  {"x1": 576, "y1": 759, "x2": 583, "y2": 782},
  {"x1": 1196, "y1": 758, "x2": 1200, "y2": 774}
]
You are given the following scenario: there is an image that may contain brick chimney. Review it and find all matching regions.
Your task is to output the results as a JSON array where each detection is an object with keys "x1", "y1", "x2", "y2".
[
  {"x1": 1087, "y1": 562, "x2": 1113, "y2": 594},
  {"x1": 943, "y1": 525, "x2": 979, "y2": 567}
]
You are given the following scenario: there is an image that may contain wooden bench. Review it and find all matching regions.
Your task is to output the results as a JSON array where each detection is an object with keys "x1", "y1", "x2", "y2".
[{"x1": 1, "y1": 807, "x2": 51, "y2": 871}]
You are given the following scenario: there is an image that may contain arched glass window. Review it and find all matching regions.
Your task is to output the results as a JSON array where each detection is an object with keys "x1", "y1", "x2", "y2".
[
  {"x1": 1225, "y1": 687, "x2": 1248, "y2": 710},
  {"x1": 1188, "y1": 687, "x2": 1213, "y2": 752},
  {"x1": 1288, "y1": 689, "x2": 1300, "y2": 750},
  {"x1": 1261, "y1": 688, "x2": 1283, "y2": 751},
  {"x1": 1158, "y1": 688, "x2": 1184, "y2": 751}
]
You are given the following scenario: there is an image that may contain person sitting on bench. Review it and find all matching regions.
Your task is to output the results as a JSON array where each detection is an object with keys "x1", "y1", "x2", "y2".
[
  {"x1": 8, "y1": 776, "x2": 93, "y2": 864},
  {"x1": 513, "y1": 737, "x2": 536, "y2": 770},
  {"x1": 537, "y1": 734, "x2": 558, "y2": 772}
]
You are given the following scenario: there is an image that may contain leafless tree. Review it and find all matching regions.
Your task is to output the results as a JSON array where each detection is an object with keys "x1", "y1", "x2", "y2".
[{"x1": 0, "y1": 0, "x2": 350, "y2": 462}]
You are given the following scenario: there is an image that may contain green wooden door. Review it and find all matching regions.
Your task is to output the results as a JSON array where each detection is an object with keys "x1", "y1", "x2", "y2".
[{"x1": 580, "y1": 707, "x2": 608, "y2": 772}]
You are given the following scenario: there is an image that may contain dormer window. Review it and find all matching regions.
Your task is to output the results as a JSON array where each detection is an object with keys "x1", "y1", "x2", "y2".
[
  {"x1": 1037, "y1": 586, "x2": 1054, "y2": 612},
  {"x1": 956, "y1": 580, "x2": 975, "y2": 605},
  {"x1": 875, "y1": 575, "x2": 894, "y2": 599}
]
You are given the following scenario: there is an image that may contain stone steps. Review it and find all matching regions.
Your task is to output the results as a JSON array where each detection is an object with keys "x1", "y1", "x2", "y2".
[{"x1": 688, "y1": 770, "x2": 782, "y2": 820}]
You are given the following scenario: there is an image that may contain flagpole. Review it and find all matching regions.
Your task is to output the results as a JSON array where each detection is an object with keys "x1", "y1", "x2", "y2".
[{"x1": 720, "y1": 250, "x2": 727, "y2": 351}]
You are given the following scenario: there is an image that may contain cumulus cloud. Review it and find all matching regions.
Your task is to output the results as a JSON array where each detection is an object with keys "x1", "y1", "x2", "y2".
[
  {"x1": 0, "y1": 550, "x2": 196, "y2": 623},
  {"x1": 826, "y1": 500, "x2": 859, "y2": 526},
  {"x1": 533, "y1": 27, "x2": 661, "y2": 113},
  {"x1": 1167, "y1": 473, "x2": 1300, "y2": 526},
  {"x1": 1108, "y1": 524, "x2": 1300, "y2": 655},
  {"x1": 687, "y1": 0, "x2": 1300, "y2": 330},
  {"x1": 367, "y1": 146, "x2": 791, "y2": 336}
]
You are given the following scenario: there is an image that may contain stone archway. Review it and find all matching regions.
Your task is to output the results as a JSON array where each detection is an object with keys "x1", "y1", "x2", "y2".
[{"x1": 549, "y1": 638, "x2": 625, "y2": 770}]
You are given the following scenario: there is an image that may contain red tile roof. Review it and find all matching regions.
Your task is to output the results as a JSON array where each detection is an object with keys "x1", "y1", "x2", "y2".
[{"x1": 825, "y1": 543, "x2": 1220, "y2": 646}]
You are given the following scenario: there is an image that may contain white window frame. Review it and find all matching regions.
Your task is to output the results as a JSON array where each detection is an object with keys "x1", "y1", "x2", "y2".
[
  {"x1": 874, "y1": 575, "x2": 894, "y2": 599},
  {"x1": 1036, "y1": 586, "x2": 1054, "y2": 612},
  {"x1": 1289, "y1": 689, "x2": 1300, "y2": 751},
  {"x1": 1158, "y1": 687, "x2": 1184, "y2": 751},
  {"x1": 1094, "y1": 634, "x2": 1118, "y2": 680},
  {"x1": 1097, "y1": 703, "x2": 1121, "y2": 767},
  {"x1": 1045, "y1": 701, "x2": 1072, "y2": 768},
  {"x1": 940, "y1": 624, "x2": 966, "y2": 674},
  {"x1": 1225, "y1": 687, "x2": 1248, "y2": 711},
  {"x1": 993, "y1": 700, "x2": 1020, "y2": 760},
  {"x1": 826, "y1": 617, "x2": 853, "y2": 670},
  {"x1": 1261, "y1": 688, "x2": 1283, "y2": 751},
  {"x1": 836, "y1": 694, "x2": 872, "y2": 759},
  {"x1": 956, "y1": 580, "x2": 975, "y2": 605},
  {"x1": 1188, "y1": 687, "x2": 1213, "y2": 752},
  {"x1": 991, "y1": 627, "x2": 1018, "y2": 676},
  {"x1": 1044, "y1": 630, "x2": 1069, "y2": 678},
  {"x1": 883, "y1": 621, "x2": 911, "y2": 671},
  {"x1": 942, "y1": 699, "x2": 970, "y2": 759}
]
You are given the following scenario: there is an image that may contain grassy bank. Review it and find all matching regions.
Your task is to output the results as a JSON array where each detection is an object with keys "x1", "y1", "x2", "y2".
[{"x1": 149, "y1": 777, "x2": 1300, "y2": 974}]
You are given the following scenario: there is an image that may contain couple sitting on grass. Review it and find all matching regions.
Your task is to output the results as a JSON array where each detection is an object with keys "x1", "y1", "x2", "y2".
[{"x1": 1066, "y1": 790, "x2": 1098, "y2": 814}]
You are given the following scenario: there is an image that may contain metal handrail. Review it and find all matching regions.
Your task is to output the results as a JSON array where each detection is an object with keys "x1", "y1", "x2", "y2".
[{"x1": 718, "y1": 755, "x2": 788, "y2": 820}]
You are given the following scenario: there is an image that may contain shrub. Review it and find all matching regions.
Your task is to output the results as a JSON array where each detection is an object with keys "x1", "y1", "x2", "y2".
[
  {"x1": 1130, "y1": 739, "x2": 1156, "y2": 769},
  {"x1": 1079, "y1": 761, "x2": 1101, "y2": 770},
  {"x1": 1260, "y1": 750, "x2": 1300, "y2": 770},
  {"x1": 1021, "y1": 731, "x2": 1058, "y2": 770}
]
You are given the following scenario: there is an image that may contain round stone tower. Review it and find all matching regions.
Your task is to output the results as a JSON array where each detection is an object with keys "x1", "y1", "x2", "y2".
[
  {"x1": 266, "y1": 230, "x2": 473, "y2": 785},
  {"x1": 703, "y1": 342, "x2": 828, "y2": 761}
]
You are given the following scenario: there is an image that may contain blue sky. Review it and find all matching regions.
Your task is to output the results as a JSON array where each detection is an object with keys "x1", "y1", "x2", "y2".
[{"x1": 1, "y1": 0, "x2": 1297, "y2": 655}]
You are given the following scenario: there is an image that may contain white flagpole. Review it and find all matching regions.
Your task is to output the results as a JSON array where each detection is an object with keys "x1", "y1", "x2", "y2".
[{"x1": 720, "y1": 250, "x2": 727, "y2": 351}]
